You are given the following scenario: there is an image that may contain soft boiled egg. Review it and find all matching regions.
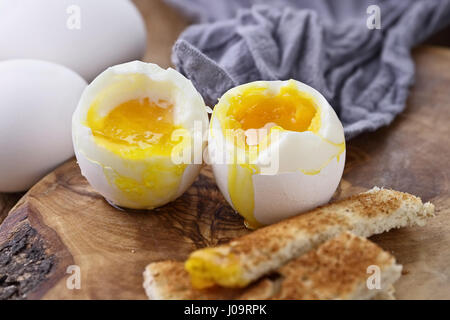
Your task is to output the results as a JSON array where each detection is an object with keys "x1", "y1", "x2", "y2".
[
  {"x1": 72, "y1": 61, "x2": 209, "y2": 209},
  {"x1": 208, "y1": 80, "x2": 345, "y2": 228}
]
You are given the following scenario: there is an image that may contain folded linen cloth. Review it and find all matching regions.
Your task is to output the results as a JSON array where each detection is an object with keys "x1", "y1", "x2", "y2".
[{"x1": 166, "y1": 0, "x2": 450, "y2": 138}]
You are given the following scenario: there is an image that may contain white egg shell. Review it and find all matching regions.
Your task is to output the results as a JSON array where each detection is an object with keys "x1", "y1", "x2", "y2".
[
  {"x1": 72, "y1": 61, "x2": 209, "y2": 210},
  {"x1": 0, "y1": 0, "x2": 146, "y2": 81},
  {"x1": 252, "y1": 153, "x2": 345, "y2": 224},
  {"x1": 212, "y1": 153, "x2": 345, "y2": 225},
  {"x1": 208, "y1": 80, "x2": 346, "y2": 226},
  {"x1": 0, "y1": 59, "x2": 87, "y2": 192},
  {"x1": 73, "y1": 145, "x2": 202, "y2": 209}
]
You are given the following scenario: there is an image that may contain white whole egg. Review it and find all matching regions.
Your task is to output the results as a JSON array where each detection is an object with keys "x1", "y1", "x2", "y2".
[
  {"x1": 0, "y1": 59, "x2": 87, "y2": 192},
  {"x1": 0, "y1": 0, "x2": 147, "y2": 81},
  {"x1": 72, "y1": 61, "x2": 209, "y2": 210},
  {"x1": 208, "y1": 80, "x2": 346, "y2": 228}
]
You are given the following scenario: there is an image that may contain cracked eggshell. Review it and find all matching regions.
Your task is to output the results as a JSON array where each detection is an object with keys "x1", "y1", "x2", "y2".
[
  {"x1": 73, "y1": 145, "x2": 202, "y2": 209},
  {"x1": 211, "y1": 153, "x2": 345, "y2": 225},
  {"x1": 72, "y1": 61, "x2": 209, "y2": 209},
  {"x1": 208, "y1": 80, "x2": 346, "y2": 226}
]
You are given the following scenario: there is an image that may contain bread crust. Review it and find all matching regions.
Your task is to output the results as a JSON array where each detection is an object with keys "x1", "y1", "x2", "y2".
[
  {"x1": 239, "y1": 232, "x2": 402, "y2": 300},
  {"x1": 143, "y1": 260, "x2": 245, "y2": 300},
  {"x1": 143, "y1": 232, "x2": 402, "y2": 300},
  {"x1": 186, "y1": 187, "x2": 434, "y2": 287}
]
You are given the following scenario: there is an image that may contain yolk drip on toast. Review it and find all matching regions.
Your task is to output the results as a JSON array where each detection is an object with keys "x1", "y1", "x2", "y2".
[{"x1": 185, "y1": 248, "x2": 246, "y2": 289}]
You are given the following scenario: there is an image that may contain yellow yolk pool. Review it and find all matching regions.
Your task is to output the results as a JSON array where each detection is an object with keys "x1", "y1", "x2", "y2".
[
  {"x1": 85, "y1": 97, "x2": 188, "y2": 208},
  {"x1": 86, "y1": 97, "x2": 181, "y2": 159},
  {"x1": 226, "y1": 83, "x2": 321, "y2": 133},
  {"x1": 215, "y1": 81, "x2": 322, "y2": 229}
]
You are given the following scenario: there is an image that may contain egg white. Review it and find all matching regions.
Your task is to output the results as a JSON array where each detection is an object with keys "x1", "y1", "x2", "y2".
[
  {"x1": 208, "y1": 80, "x2": 346, "y2": 226},
  {"x1": 72, "y1": 61, "x2": 209, "y2": 209}
]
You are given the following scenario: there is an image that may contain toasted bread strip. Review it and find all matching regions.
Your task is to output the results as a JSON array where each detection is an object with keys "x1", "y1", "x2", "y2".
[
  {"x1": 238, "y1": 232, "x2": 402, "y2": 299},
  {"x1": 143, "y1": 232, "x2": 401, "y2": 300},
  {"x1": 185, "y1": 187, "x2": 434, "y2": 288},
  {"x1": 143, "y1": 260, "x2": 244, "y2": 300},
  {"x1": 143, "y1": 260, "x2": 279, "y2": 300}
]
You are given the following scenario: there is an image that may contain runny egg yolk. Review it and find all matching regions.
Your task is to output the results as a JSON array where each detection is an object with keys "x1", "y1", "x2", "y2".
[
  {"x1": 87, "y1": 97, "x2": 180, "y2": 159},
  {"x1": 85, "y1": 97, "x2": 188, "y2": 208},
  {"x1": 216, "y1": 81, "x2": 321, "y2": 229},
  {"x1": 226, "y1": 84, "x2": 320, "y2": 134},
  {"x1": 185, "y1": 248, "x2": 245, "y2": 289}
]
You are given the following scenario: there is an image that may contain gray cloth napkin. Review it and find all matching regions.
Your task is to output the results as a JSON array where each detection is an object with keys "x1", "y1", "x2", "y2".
[{"x1": 166, "y1": 0, "x2": 450, "y2": 138}]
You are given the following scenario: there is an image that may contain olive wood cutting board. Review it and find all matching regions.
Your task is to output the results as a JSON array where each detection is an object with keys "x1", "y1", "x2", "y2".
[{"x1": 0, "y1": 46, "x2": 449, "y2": 300}]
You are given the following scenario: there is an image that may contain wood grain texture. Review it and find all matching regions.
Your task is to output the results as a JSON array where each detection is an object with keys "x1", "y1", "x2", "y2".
[
  {"x1": 1, "y1": 162, "x2": 248, "y2": 299},
  {"x1": 0, "y1": 0, "x2": 449, "y2": 300},
  {"x1": 0, "y1": 46, "x2": 448, "y2": 300},
  {"x1": 346, "y1": 46, "x2": 450, "y2": 299}
]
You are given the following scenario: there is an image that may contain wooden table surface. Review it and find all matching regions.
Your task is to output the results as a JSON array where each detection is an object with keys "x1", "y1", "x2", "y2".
[{"x1": 0, "y1": 0, "x2": 449, "y2": 300}]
